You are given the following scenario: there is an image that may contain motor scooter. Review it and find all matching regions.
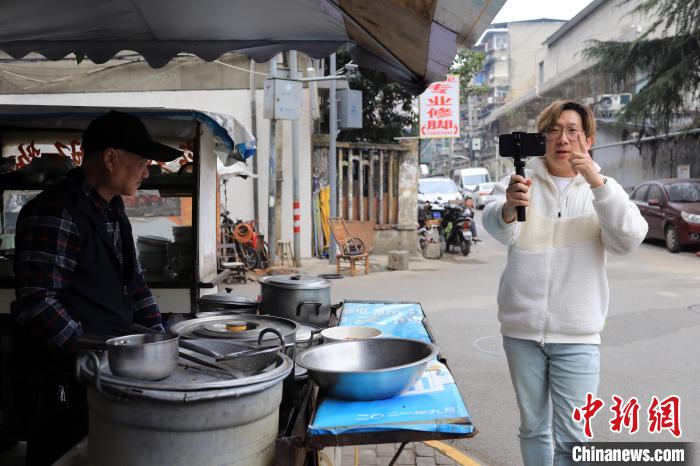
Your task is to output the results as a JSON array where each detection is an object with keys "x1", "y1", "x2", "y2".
[{"x1": 442, "y1": 203, "x2": 473, "y2": 256}]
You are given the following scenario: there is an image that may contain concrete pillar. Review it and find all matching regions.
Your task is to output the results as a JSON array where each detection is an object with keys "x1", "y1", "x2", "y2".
[{"x1": 397, "y1": 140, "x2": 419, "y2": 227}]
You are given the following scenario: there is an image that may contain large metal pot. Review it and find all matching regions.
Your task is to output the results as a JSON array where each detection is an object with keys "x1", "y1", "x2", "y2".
[
  {"x1": 258, "y1": 274, "x2": 332, "y2": 327},
  {"x1": 77, "y1": 352, "x2": 293, "y2": 466}
]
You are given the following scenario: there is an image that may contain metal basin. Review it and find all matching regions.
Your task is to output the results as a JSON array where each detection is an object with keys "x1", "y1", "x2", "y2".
[
  {"x1": 320, "y1": 325, "x2": 383, "y2": 343},
  {"x1": 105, "y1": 333, "x2": 179, "y2": 381},
  {"x1": 297, "y1": 338, "x2": 438, "y2": 400}
]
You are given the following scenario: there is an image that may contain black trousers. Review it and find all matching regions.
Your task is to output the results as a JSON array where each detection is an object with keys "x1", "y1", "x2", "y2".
[
  {"x1": 9, "y1": 328, "x2": 88, "y2": 466},
  {"x1": 24, "y1": 379, "x2": 88, "y2": 466}
]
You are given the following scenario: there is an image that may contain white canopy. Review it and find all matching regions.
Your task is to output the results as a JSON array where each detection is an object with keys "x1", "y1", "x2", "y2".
[{"x1": 0, "y1": 0, "x2": 504, "y2": 92}]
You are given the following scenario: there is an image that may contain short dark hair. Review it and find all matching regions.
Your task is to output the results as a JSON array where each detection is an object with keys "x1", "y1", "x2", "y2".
[{"x1": 537, "y1": 100, "x2": 596, "y2": 138}]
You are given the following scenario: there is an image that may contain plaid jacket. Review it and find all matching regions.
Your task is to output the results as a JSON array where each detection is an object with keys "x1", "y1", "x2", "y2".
[{"x1": 12, "y1": 174, "x2": 163, "y2": 352}]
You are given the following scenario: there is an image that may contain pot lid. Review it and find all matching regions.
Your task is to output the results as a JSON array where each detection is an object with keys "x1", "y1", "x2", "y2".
[
  {"x1": 77, "y1": 352, "x2": 293, "y2": 399},
  {"x1": 170, "y1": 314, "x2": 297, "y2": 342},
  {"x1": 198, "y1": 291, "x2": 257, "y2": 306},
  {"x1": 259, "y1": 274, "x2": 331, "y2": 290},
  {"x1": 137, "y1": 235, "x2": 172, "y2": 245}
]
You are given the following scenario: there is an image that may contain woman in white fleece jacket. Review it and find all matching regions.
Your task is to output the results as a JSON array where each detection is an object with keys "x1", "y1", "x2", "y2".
[{"x1": 482, "y1": 100, "x2": 648, "y2": 466}]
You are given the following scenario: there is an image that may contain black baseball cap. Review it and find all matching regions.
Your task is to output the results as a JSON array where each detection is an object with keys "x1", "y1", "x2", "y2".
[{"x1": 82, "y1": 111, "x2": 182, "y2": 162}]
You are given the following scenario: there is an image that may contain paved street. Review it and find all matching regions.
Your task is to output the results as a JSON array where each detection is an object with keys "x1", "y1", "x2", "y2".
[
  {"x1": 2, "y1": 212, "x2": 698, "y2": 466},
  {"x1": 254, "y1": 211, "x2": 700, "y2": 465}
]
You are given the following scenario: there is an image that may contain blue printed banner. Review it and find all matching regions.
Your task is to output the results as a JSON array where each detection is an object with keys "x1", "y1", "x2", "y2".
[{"x1": 308, "y1": 301, "x2": 474, "y2": 437}]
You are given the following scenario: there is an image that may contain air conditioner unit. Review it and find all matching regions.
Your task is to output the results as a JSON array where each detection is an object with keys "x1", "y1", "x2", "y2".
[
  {"x1": 582, "y1": 97, "x2": 595, "y2": 106},
  {"x1": 611, "y1": 93, "x2": 632, "y2": 111},
  {"x1": 596, "y1": 94, "x2": 614, "y2": 110},
  {"x1": 596, "y1": 93, "x2": 632, "y2": 111}
]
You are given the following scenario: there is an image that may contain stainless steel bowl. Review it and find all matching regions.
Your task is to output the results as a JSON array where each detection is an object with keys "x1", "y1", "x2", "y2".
[
  {"x1": 297, "y1": 338, "x2": 438, "y2": 400},
  {"x1": 105, "y1": 333, "x2": 179, "y2": 380}
]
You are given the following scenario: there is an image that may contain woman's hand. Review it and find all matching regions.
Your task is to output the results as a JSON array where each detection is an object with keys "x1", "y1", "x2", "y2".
[
  {"x1": 503, "y1": 174, "x2": 531, "y2": 223},
  {"x1": 571, "y1": 131, "x2": 604, "y2": 188}
]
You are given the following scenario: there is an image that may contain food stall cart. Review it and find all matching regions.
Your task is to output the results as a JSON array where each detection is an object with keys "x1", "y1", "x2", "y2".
[
  {"x1": 273, "y1": 300, "x2": 476, "y2": 466},
  {"x1": 0, "y1": 104, "x2": 256, "y2": 443}
]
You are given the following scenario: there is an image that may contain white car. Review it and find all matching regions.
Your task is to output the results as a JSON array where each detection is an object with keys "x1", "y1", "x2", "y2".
[
  {"x1": 418, "y1": 177, "x2": 463, "y2": 205},
  {"x1": 471, "y1": 182, "x2": 498, "y2": 209}
]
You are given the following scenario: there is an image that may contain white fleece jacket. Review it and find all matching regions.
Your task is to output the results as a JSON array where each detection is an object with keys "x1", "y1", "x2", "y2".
[{"x1": 482, "y1": 158, "x2": 648, "y2": 344}]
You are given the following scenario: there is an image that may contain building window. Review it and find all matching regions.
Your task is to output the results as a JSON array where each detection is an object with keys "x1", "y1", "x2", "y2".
[
  {"x1": 538, "y1": 61, "x2": 544, "y2": 85},
  {"x1": 494, "y1": 35, "x2": 508, "y2": 50}
]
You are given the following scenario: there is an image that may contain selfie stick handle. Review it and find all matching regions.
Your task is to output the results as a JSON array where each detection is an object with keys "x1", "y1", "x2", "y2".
[{"x1": 515, "y1": 159, "x2": 526, "y2": 222}]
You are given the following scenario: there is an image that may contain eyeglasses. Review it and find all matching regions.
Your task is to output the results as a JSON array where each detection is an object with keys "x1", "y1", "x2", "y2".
[{"x1": 544, "y1": 126, "x2": 583, "y2": 141}]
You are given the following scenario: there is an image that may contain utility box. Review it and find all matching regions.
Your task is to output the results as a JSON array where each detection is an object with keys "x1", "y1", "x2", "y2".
[
  {"x1": 338, "y1": 89, "x2": 363, "y2": 129},
  {"x1": 387, "y1": 250, "x2": 410, "y2": 270},
  {"x1": 263, "y1": 78, "x2": 302, "y2": 120}
]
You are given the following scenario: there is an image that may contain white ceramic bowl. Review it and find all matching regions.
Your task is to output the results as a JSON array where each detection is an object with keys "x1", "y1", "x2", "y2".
[{"x1": 321, "y1": 326, "x2": 383, "y2": 343}]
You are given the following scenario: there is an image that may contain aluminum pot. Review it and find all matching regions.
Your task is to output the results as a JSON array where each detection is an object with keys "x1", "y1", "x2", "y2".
[
  {"x1": 258, "y1": 274, "x2": 332, "y2": 327},
  {"x1": 105, "y1": 333, "x2": 179, "y2": 381},
  {"x1": 77, "y1": 352, "x2": 292, "y2": 466}
]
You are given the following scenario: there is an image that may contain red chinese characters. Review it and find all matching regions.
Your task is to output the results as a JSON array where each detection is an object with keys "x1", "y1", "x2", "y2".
[
  {"x1": 609, "y1": 395, "x2": 640, "y2": 434},
  {"x1": 15, "y1": 142, "x2": 42, "y2": 169},
  {"x1": 573, "y1": 394, "x2": 683, "y2": 439},
  {"x1": 648, "y1": 395, "x2": 681, "y2": 438},
  {"x1": 572, "y1": 392, "x2": 605, "y2": 439},
  {"x1": 419, "y1": 75, "x2": 460, "y2": 138}
]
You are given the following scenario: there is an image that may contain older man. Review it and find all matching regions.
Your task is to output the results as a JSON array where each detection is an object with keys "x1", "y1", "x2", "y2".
[{"x1": 11, "y1": 111, "x2": 182, "y2": 465}]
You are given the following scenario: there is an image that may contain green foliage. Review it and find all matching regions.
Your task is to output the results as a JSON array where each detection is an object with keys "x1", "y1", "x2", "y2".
[
  {"x1": 334, "y1": 53, "x2": 416, "y2": 142},
  {"x1": 584, "y1": 0, "x2": 700, "y2": 132},
  {"x1": 449, "y1": 49, "x2": 489, "y2": 103}
]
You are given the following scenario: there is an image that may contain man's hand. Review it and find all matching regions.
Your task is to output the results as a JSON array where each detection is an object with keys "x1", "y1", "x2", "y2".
[
  {"x1": 571, "y1": 131, "x2": 604, "y2": 188},
  {"x1": 503, "y1": 174, "x2": 531, "y2": 223}
]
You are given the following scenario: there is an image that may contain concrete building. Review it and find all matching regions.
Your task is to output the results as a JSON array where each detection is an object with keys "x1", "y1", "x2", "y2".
[
  {"x1": 477, "y1": 0, "x2": 698, "y2": 186},
  {"x1": 457, "y1": 19, "x2": 565, "y2": 178}
]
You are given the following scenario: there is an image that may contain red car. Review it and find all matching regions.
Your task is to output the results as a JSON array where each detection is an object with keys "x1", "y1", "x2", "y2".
[{"x1": 630, "y1": 178, "x2": 700, "y2": 252}]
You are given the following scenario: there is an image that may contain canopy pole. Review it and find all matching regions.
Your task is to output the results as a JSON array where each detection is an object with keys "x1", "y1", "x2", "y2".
[
  {"x1": 250, "y1": 59, "x2": 259, "y2": 221},
  {"x1": 328, "y1": 53, "x2": 338, "y2": 264},
  {"x1": 290, "y1": 50, "x2": 301, "y2": 267},
  {"x1": 267, "y1": 58, "x2": 278, "y2": 265}
]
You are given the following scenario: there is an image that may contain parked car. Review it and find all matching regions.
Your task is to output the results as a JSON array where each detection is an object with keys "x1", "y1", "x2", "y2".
[
  {"x1": 418, "y1": 177, "x2": 463, "y2": 205},
  {"x1": 471, "y1": 182, "x2": 497, "y2": 209},
  {"x1": 452, "y1": 167, "x2": 491, "y2": 195},
  {"x1": 629, "y1": 178, "x2": 700, "y2": 252}
]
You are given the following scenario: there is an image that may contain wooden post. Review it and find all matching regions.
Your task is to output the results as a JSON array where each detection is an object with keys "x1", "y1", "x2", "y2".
[
  {"x1": 378, "y1": 150, "x2": 385, "y2": 224},
  {"x1": 358, "y1": 151, "x2": 365, "y2": 221},
  {"x1": 347, "y1": 149, "x2": 354, "y2": 221},
  {"x1": 368, "y1": 150, "x2": 375, "y2": 224},
  {"x1": 388, "y1": 152, "x2": 395, "y2": 224}
]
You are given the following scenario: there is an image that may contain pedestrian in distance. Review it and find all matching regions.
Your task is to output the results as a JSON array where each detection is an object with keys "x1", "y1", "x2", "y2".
[{"x1": 482, "y1": 100, "x2": 648, "y2": 466}]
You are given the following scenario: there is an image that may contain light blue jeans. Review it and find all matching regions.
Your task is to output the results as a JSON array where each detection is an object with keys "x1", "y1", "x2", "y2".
[{"x1": 502, "y1": 336, "x2": 600, "y2": 466}]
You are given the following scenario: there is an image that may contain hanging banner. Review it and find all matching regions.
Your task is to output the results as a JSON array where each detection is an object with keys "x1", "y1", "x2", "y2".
[{"x1": 419, "y1": 75, "x2": 460, "y2": 139}]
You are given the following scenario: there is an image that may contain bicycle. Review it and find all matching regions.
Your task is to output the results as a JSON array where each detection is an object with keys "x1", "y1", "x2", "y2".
[{"x1": 220, "y1": 211, "x2": 262, "y2": 271}]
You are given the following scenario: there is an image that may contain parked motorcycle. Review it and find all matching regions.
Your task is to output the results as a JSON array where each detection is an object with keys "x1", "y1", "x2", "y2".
[
  {"x1": 417, "y1": 202, "x2": 445, "y2": 258},
  {"x1": 441, "y1": 203, "x2": 473, "y2": 256}
]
